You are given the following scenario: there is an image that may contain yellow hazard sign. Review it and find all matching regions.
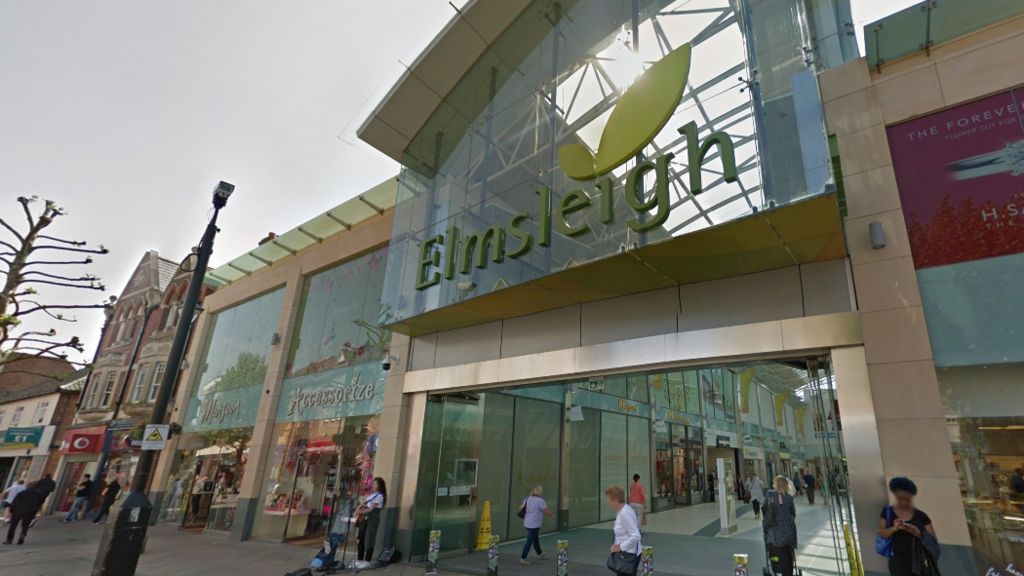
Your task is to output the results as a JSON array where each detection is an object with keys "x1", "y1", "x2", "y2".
[{"x1": 141, "y1": 424, "x2": 170, "y2": 450}]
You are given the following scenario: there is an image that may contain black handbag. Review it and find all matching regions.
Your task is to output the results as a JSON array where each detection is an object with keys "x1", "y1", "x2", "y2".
[
  {"x1": 606, "y1": 551, "x2": 639, "y2": 575},
  {"x1": 517, "y1": 498, "x2": 527, "y2": 519}
]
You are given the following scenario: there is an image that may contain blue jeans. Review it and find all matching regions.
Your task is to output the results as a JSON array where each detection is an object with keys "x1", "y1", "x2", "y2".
[
  {"x1": 521, "y1": 527, "x2": 542, "y2": 560},
  {"x1": 64, "y1": 496, "x2": 88, "y2": 521}
]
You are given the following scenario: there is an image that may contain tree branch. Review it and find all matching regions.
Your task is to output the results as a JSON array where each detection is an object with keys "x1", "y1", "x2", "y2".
[
  {"x1": 22, "y1": 257, "x2": 94, "y2": 267},
  {"x1": 14, "y1": 302, "x2": 109, "y2": 317},
  {"x1": 20, "y1": 278, "x2": 105, "y2": 291},
  {"x1": 36, "y1": 234, "x2": 86, "y2": 246},
  {"x1": 18, "y1": 196, "x2": 37, "y2": 230},
  {"x1": 31, "y1": 245, "x2": 109, "y2": 255},
  {"x1": 0, "y1": 220, "x2": 23, "y2": 243},
  {"x1": 21, "y1": 270, "x2": 101, "y2": 283}
]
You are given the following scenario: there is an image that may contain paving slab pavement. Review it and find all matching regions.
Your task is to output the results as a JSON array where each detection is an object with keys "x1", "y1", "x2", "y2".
[{"x1": 0, "y1": 516, "x2": 439, "y2": 576}]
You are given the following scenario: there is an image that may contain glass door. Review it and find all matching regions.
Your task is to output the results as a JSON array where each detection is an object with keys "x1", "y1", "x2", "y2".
[{"x1": 801, "y1": 356, "x2": 859, "y2": 576}]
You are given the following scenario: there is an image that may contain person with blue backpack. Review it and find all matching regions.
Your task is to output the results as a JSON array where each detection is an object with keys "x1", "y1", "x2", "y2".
[{"x1": 876, "y1": 477, "x2": 940, "y2": 575}]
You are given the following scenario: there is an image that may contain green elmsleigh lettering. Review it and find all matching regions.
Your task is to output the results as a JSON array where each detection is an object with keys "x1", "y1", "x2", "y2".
[{"x1": 414, "y1": 127, "x2": 738, "y2": 291}]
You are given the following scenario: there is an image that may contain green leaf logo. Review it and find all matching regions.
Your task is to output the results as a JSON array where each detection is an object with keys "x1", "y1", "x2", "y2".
[{"x1": 558, "y1": 43, "x2": 692, "y2": 181}]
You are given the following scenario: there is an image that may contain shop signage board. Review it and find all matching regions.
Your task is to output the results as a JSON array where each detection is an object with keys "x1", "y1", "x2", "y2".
[
  {"x1": 141, "y1": 424, "x2": 169, "y2": 450},
  {"x1": 1, "y1": 426, "x2": 44, "y2": 449},
  {"x1": 572, "y1": 389, "x2": 652, "y2": 418},
  {"x1": 276, "y1": 361, "x2": 386, "y2": 423},
  {"x1": 182, "y1": 383, "x2": 261, "y2": 433},
  {"x1": 108, "y1": 419, "x2": 134, "y2": 431},
  {"x1": 68, "y1": 432, "x2": 103, "y2": 453},
  {"x1": 412, "y1": 44, "x2": 741, "y2": 294},
  {"x1": 887, "y1": 87, "x2": 1024, "y2": 367}
]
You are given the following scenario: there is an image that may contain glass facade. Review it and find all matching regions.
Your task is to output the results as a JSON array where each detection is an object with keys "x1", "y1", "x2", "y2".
[
  {"x1": 159, "y1": 287, "x2": 285, "y2": 529},
  {"x1": 382, "y1": 0, "x2": 856, "y2": 324},
  {"x1": 887, "y1": 90, "x2": 1024, "y2": 572},
  {"x1": 252, "y1": 247, "x2": 390, "y2": 542},
  {"x1": 411, "y1": 359, "x2": 856, "y2": 572}
]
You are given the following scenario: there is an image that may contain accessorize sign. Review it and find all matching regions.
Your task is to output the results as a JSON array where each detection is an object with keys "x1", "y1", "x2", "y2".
[
  {"x1": 276, "y1": 361, "x2": 386, "y2": 423},
  {"x1": 887, "y1": 88, "x2": 1024, "y2": 269}
]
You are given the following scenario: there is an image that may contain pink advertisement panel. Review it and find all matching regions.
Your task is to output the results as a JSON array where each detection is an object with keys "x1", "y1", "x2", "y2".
[{"x1": 886, "y1": 88, "x2": 1024, "y2": 269}]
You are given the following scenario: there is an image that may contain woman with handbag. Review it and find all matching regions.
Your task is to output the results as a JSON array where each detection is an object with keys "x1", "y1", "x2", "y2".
[
  {"x1": 605, "y1": 485, "x2": 642, "y2": 576},
  {"x1": 877, "y1": 477, "x2": 940, "y2": 576},
  {"x1": 354, "y1": 477, "x2": 386, "y2": 570},
  {"x1": 762, "y1": 475, "x2": 798, "y2": 576},
  {"x1": 518, "y1": 485, "x2": 554, "y2": 565}
]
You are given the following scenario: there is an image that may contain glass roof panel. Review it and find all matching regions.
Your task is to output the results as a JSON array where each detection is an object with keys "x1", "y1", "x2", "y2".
[{"x1": 207, "y1": 177, "x2": 397, "y2": 285}]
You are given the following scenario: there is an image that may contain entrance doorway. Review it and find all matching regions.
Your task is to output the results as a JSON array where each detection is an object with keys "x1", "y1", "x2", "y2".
[{"x1": 412, "y1": 357, "x2": 862, "y2": 575}]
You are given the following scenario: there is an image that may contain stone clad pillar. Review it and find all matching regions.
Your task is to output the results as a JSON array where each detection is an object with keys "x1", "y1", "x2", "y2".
[
  {"x1": 821, "y1": 57, "x2": 975, "y2": 574},
  {"x1": 371, "y1": 331, "x2": 416, "y2": 552}
]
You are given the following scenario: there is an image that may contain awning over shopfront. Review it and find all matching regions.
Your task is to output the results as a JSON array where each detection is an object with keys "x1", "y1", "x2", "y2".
[
  {"x1": 389, "y1": 191, "x2": 845, "y2": 335},
  {"x1": 206, "y1": 177, "x2": 398, "y2": 286}
]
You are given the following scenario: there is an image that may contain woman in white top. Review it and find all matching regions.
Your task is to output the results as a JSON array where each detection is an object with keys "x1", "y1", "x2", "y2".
[
  {"x1": 605, "y1": 485, "x2": 642, "y2": 576},
  {"x1": 747, "y1": 475, "x2": 766, "y2": 520},
  {"x1": 355, "y1": 477, "x2": 387, "y2": 569}
]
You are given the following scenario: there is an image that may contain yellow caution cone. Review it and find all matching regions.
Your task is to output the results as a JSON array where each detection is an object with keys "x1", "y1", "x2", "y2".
[{"x1": 475, "y1": 500, "x2": 493, "y2": 550}]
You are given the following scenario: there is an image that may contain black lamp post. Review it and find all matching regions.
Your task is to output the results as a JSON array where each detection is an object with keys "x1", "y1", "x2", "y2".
[{"x1": 92, "y1": 181, "x2": 234, "y2": 576}]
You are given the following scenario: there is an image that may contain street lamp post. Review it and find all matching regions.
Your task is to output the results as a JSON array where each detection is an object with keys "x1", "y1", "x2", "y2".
[{"x1": 92, "y1": 182, "x2": 234, "y2": 576}]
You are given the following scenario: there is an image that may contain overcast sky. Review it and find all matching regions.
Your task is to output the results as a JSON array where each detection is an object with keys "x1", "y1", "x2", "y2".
[{"x1": 0, "y1": 0, "x2": 914, "y2": 365}]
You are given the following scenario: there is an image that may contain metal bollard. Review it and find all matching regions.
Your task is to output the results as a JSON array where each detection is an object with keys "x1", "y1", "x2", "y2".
[
  {"x1": 426, "y1": 530, "x2": 441, "y2": 576},
  {"x1": 556, "y1": 540, "x2": 569, "y2": 576},
  {"x1": 487, "y1": 535, "x2": 500, "y2": 576},
  {"x1": 733, "y1": 553, "x2": 749, "y2": 576},
  {"x1": 639, "y1": 546, "x2": 654, "y2": 576}
]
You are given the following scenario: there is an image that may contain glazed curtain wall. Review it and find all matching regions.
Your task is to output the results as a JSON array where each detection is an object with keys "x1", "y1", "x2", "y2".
[
  {"x1": 181, "y1": 288, "x2": 284, "y2": 433},
  {"x1": 382, "y1": 0, "x2": 856, "y2": 323},
  {"x1": 168, "y1": 288, "x2": 284, "y2": 528},
  {"x1": 887, "y1": 91, "x2": 1024, "y2": 573},
  {"x1": 251, "y1": 247, "x2": 390, "y2": 541}
]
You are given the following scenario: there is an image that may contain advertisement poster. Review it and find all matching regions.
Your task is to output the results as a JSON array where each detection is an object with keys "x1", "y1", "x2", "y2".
[{"x1": 887, "y1": 88, "x2": 1024, "y2": 269}]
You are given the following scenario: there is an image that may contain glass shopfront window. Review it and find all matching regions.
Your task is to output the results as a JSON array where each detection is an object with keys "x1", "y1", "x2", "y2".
[
  {"x1": 887, "y1": 90, "x2": 1024, "y2": 573},
  {"x1": 159, "y1": 287, "x2": 284, "y2": 529},
  {"x1": 411, "y1": 359, "x2": 856, "y2": 572},
  {"x1": 252, "y1": 248, "x2": 389, "y2": 542},
  {"x1": 251, "y1": 416, "x2": 379, "y2": 542}
]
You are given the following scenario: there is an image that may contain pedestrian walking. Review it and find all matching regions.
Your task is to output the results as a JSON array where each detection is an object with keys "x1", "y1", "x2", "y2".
[
  {"x1": 748, "y1": 474, "x2": 766, "y2": 520},
  {"x1": 628, "y1": 474, "x2": 646, "y2": 529},
  {"x1": 2, "y1": 480, "x2": 26, "y2": 523},
  {"x1": 605, "y1": 485, "x2": 642, "y2": 576},
  {"x1": 92, "y1": 477, "x2": 121, "y2": 524},
  {"x1": 791, "y1": 471, "x2": 803, "y2": 496},
  {"x1": 517, "y1": 485, "x2": 554, "y2": 565},
  {"x1": 29, "y1": 473, "x2": 56, "y2": 527},
  {"x1": 354, "y1": 477, "x2": 386, "y2": 569},
  {"x1": 35, "y1": 473, "x2": 56, "y2": 499},
  {"x1": 62, "y1": 474, "x2": 93, "y2": 522},
  {"x1": 877, "y1": 477, "x2": 940, "y2": 576},
  {"x1": 802, "y1": 469, "x2": 817, "y2": 505},
  {"x1": 4, "y1": 482, "x2": 45, "y2": 545},
  {"x1": 762, "y1": 475, "x2": 798, "y2": 576}
]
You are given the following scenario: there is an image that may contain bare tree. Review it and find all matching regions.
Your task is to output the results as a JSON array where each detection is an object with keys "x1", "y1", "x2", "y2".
[{"x1": 0, "y1": 196, "x2": 110, "y2": 369}]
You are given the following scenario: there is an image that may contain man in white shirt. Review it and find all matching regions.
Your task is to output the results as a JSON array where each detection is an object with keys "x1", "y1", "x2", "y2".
[{"x1": 2, "y1": 480, "x2": 27, "y2": 524}]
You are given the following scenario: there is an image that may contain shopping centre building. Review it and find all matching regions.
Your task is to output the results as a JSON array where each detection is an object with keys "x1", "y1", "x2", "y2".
[{"x1": 149, "y1": 1, "x2": 1024, "y2": 575}]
